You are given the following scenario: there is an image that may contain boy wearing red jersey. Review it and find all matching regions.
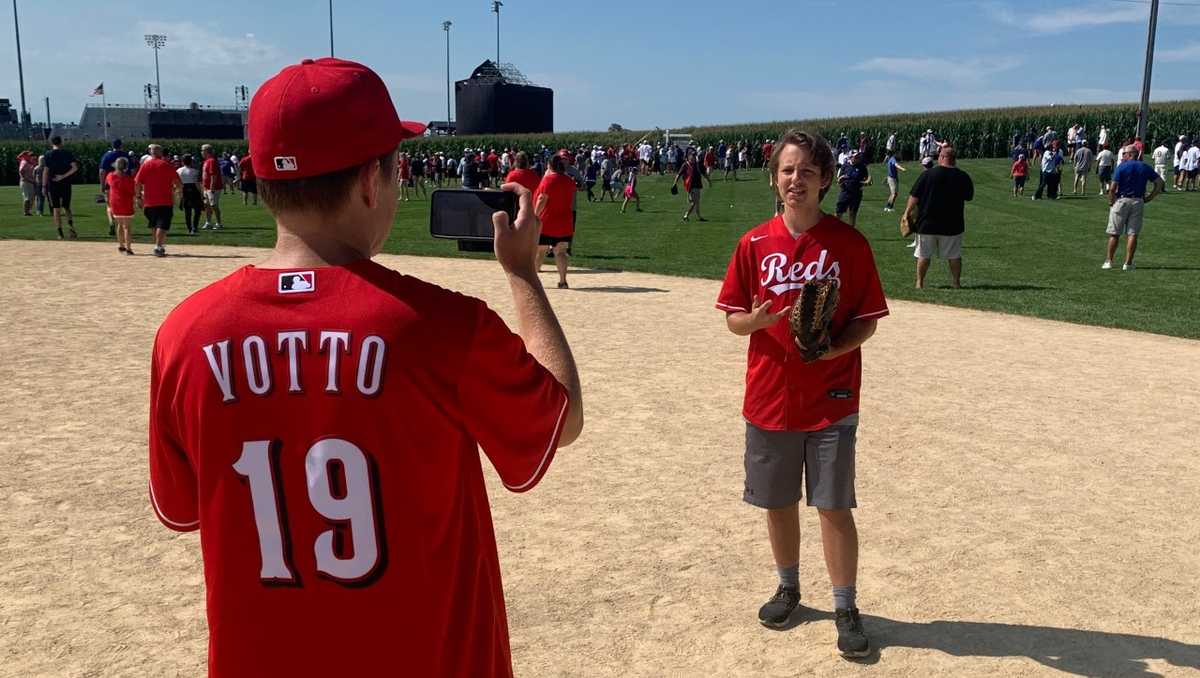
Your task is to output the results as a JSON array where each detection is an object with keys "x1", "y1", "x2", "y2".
[
  {"x1": 716, "y1": 130, "x2": 887, "y2": 659},
  {"x1": 148, "y1": 58, "x2": 583, "y2": 677}
]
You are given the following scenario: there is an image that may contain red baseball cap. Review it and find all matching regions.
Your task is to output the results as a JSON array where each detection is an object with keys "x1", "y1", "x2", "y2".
[{"x1": 249, "y1": 57, "x2": 425, "y2": 180}]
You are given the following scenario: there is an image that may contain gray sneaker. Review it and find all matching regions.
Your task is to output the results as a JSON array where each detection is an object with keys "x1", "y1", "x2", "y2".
[
  {"x1": 757, "y1": 586, "x2": 800, "y2": 628},
  {"x1": 835, "y1": 608, "x2": 871, "y2": 658},
  {"x1": 153, "y1": 246, "x2": 166, "y2": 258}
]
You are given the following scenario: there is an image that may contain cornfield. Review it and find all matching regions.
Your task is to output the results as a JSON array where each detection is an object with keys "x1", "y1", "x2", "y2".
[{"x1": 4, "y1": 101, "x2": 1199, "y2": 186}]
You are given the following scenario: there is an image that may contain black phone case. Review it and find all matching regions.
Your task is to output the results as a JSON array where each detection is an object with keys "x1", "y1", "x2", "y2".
[{"x1": 429, "y1": 189, "x2": 517, "y2": 241}]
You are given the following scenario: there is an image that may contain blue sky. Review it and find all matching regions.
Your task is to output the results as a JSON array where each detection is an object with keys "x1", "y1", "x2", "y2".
[{"x1": 7, "y1": 0, "x2": 1200, "y2": 131}]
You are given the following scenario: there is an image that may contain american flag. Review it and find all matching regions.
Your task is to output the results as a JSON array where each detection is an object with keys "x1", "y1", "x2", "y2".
[{"x1": 90, "y1": 83, "x2": 104, "y2": 97}]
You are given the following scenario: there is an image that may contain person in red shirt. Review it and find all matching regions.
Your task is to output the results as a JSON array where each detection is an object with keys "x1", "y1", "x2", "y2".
[
  {"x1": 238, "y1": 152, "x2": 257, "y2": 205},
  {"x1": 1011, "y1": 153, "x2": 1028, "y2": 197},
  {"x1": 533, "y1": 153, "x2": 577, "y2": 290},
  {"x1": 106, "y1": 156, "x2": 137, "y2": 255},
  {"x1": 148, "y1": 57, "x2": 583, "y2": 678},
  {"x1": 620, "y1": 166, "x2": 641, "y2": 214},
  {"x1": 716, "y1": 129, "x2": 887, "y2": 659},
  {"x1": 201, "y1": 144, "x2": 225, "y2": 229},
  {"x1": 486, "y1": 149, "x2": 500, "y2": 187},
  {"x1": 505, "y1": 151, "x2": 539, "y2": 194},
  {"x1": 134, "y1": 144, "x2": 183, "y2": 257},
  {"x1": 761, "y1": 140, "x2": 774, "y2": 170}
]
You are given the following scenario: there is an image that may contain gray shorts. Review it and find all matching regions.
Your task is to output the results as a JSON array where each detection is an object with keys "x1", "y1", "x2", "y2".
[{"x1": 744, "y1": 415, "x2": 858, "y2": 510}]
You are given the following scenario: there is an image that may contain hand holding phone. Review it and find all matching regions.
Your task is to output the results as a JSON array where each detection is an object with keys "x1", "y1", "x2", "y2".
[{"x1": 492, "y1": 182, "x2": 540, "y2": 278}]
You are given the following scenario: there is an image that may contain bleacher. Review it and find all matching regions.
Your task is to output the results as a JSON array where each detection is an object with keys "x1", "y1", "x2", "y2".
[
  {"x1": 76, "y1": 104, "x2": 247, "y2": 140},
  {"x1": 78, "y1": 106, "x2": 152, "y2": 140}
]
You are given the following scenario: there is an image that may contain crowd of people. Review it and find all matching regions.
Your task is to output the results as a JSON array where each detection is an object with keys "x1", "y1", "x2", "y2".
[
  {"x1": 14, "y1": 137, "x2": 259, "y2": 256},
  {"x1": 11, "y1": 121, "x2": 1191, "y2": 274},
  {"x1": 395, "y1": 138, "x2": 774, "y2": 202},
  {"x1": 1006, "y1": 125, "x2": 1200, "y2": 200}
]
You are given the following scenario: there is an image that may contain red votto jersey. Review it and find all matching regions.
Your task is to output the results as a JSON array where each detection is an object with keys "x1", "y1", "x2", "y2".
[
  {"x1": 716, "y1": 214, "x2": 888, "y2": 431},
  {"x1": 149, "y1": 259, "x2": 569, "y2": 678}
]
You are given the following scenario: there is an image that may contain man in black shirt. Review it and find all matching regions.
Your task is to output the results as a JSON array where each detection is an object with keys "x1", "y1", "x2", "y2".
[
  {"x1": 43, "y1": 136, "x2": 80, "y2": 239},
  {"x1": 903, "y1": 145, "x2": 974, "y2": 289},
  {"x1": 835, "y1": 150, "x2": 871, "y2": 226}
]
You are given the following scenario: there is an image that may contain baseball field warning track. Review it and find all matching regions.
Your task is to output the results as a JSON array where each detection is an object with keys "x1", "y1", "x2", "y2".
[{"x1": 1, "y1": 240, "x2": 1197, "y2": 677}]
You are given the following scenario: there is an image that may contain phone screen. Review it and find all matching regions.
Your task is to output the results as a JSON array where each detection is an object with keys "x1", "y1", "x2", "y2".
[{"x1": 429, "y1": 189, "x2": 517, "y2": 241}]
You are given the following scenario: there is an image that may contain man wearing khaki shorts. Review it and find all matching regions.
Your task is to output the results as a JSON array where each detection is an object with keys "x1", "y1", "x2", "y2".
[
  {"x1": 1103, "y1": 145, "x2": 1163, "y2": 271},
  {"x1": 201, "y1": 144, "x2": 225, "y2": 230},
  {"x1": 904, "y1": 145, "x2": 974, "y2": 289}
]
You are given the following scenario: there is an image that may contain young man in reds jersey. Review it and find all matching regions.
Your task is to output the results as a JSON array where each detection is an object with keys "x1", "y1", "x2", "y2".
[
  {"x1": 201, "y1": 144, "x2": 225, "y2": 230},
  {"x1": 716, "y1": 129, "x2": 888, "y2": 659},
  {"x1": 148, "y1": 57, "x2": 584, "y2": 677}
]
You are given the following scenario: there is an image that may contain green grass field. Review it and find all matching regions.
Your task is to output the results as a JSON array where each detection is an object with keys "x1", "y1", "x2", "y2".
[{"x1": 3, "y1": 158, "x2": 1197, "y2": 338}]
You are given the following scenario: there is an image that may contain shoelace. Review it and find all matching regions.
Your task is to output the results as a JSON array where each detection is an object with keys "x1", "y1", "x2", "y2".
[
  {"x1": 772, "y1": 588, "x2": 797, "y2": 604},
  {"x1": 838, "y1": 610, "x2": 863, "y2": 631}
]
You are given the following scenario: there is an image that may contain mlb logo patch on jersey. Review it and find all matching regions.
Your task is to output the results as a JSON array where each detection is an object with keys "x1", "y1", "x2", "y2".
[
  {"x1": 278, "y1": 271, "x2": 315, "y2": 294},
  {"x1": 274, "y1": 156, "x2": 298, "y2": 172}
]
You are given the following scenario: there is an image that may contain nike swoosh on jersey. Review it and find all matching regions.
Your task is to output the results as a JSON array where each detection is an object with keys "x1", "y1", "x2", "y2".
[{"x1": 750, "y1": 235, "x2": 769, "y2": 242}]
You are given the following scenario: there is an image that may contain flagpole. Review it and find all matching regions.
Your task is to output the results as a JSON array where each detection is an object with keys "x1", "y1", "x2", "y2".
[{"x1": 101, "y1": 88, "x2": 108, "y2": 141}]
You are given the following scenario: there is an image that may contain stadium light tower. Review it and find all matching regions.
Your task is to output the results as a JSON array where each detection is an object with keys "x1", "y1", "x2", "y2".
[
  {"x1": 12, "y1": 0, "x2": 31, "y2": 138},
  {"x1": 1137, "y1": 0, "x2": 1159, "y2": 141},
  {"x1": 442, "y1": 21, "x2": 452, "y2": 129},
  {"x1": 144, "y1": 34, "x2": 167, "y2": 109},
  {"x1": 491, "y1": 1, "x2": 502, "y2": 65}
]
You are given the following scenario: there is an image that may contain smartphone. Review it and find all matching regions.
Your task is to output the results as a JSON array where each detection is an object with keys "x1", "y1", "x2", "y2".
[{"x1": 429, "y1": 189, "x2": 516, "y2": 241}]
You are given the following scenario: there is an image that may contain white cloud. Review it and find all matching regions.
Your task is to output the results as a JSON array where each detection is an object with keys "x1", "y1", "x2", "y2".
[
  {"x1": 136, "y1": 21, "x2": 283, "y2": 68},
  {"x1": 1028, "y1": 6, "x2": 1146, "y2": 34},
  {"x1": 852, "y1": 56, "x2": 1023, "y2": 86},
  {"x1": 1160, "y1": 42, "x2": 1200, "y2": 62},
  {"x1": 986, "y1": 2, "x2": 1200, "y2": 35}
]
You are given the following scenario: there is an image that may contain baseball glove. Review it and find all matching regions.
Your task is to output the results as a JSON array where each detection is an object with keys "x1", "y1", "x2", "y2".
[
  {"x1": 899, "y1": 211, "x2": 913, "y2": 238},
  {"x1": 789, "y1": 279, "x2": 839, "y2": 362}
]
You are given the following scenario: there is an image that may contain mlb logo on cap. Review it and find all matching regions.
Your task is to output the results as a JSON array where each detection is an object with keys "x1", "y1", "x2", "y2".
[
  {"x1": 274, "y1": 156, "x2": 298, "y2": 172},
  {"x1": 278, "y1": 271, "x2": 315, "y2": 294}
]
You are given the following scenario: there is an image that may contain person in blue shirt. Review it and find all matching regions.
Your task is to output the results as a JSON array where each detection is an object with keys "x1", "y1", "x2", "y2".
[
  {"x1": 1033, "y1": 140, "x2": 1064, "y2": 200},
  {"x1": 1102, "y1": 145, "x2": 1164, "y2": 271},
  {"x1": 835, "y1": 150, "x2": 871, "y2": 226},
  {"x1": 98, "y1": 139, "x2": 131, "y2": 236},
  {"x1": 883, "y1": 151, "x2": 906, "y2": 212}
]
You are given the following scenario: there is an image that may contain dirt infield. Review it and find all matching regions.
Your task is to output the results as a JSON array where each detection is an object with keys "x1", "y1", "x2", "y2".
[{"x1": 1, "y1": 239, "x2": 1198, "y2": 678}]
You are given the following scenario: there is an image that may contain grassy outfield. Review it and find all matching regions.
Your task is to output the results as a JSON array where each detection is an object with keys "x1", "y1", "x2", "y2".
[{"x1": 2, "y1": 158, "x2": 1197, "y2": 338}]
